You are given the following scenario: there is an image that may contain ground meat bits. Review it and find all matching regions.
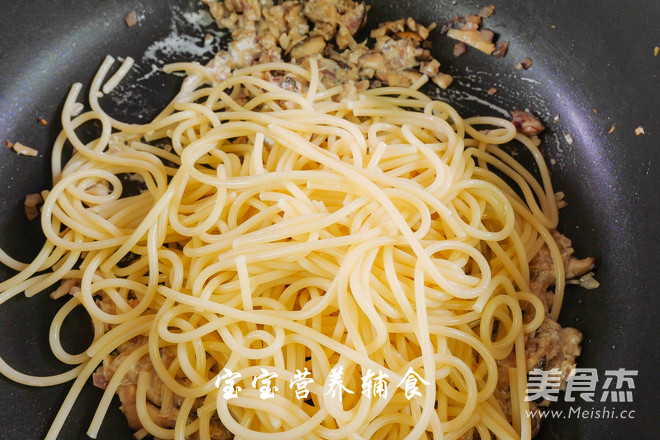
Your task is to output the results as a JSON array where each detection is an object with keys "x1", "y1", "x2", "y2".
[{"x1": 24, "y1": 193, "x2": 44, "y2": 221}]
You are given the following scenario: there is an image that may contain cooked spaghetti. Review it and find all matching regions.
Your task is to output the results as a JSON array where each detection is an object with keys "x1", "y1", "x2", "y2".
[{"x1": 0, "y1": 56, "x2": 591, "y2": 440}]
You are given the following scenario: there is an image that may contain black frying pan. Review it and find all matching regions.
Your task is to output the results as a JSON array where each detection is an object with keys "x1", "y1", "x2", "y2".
[{"x1": 0, "y1": 1, "x2": 658, "y2": 439}]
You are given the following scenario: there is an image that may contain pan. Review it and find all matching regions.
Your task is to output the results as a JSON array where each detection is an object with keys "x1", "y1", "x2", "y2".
[{"x1": 0, "y1": 0, "x2": 658, "y2": 439}]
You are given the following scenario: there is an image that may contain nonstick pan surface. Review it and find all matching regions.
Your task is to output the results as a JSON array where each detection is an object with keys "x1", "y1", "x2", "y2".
[{"x1": 0, "y1": 1, "x2": 658, "y2": 439}]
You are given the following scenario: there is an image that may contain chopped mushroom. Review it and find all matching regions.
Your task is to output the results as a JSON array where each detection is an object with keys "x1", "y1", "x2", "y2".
[
  {"x1": 460, "y1": 21, "x2": 480, "y2": 32},
  {"x1": 383, "y1": 72, "x2": 413, "y2": 87},
  {"x1": 419, "y1": 59, "x2": 440, "y2": 77},
  {"x1": 124, "y1": 10, "x2": 138, "y2": 27},
  {"x1": 446, "y1": 29, "x2": 495, "y2": 54},
  {"x1": 370, "y1": 19, "x2": 406, "y2": 38},
  {"x1": 332, "y1": 0, "x2": 369, "y2": 34},
  {"x1": 50, "y1": 278, "x2": 80, "y2": 300},
  {"x1": 431, "y1": 73, "x2": 454, "y2": 89},
  {"x1": 358, "y1": 52, "x2": 385, "y2": 71},
  {"x1": 493, "y1": 40, "x2": 509, "y2": 57},
  {"x1": 85, "y1": 181, "x2": 112, "y2": 197},
  {"x1": 25, "y1": 201, "x2": 41, "y2": 218},
  {"x1": 442, "y1": 8, "x2": 507, "y2": 59},
  {"x1": 479, "y1": 28, "x2": 495, "y2": 43},
  {"x1": 575, "y1": 272, "x2": 600, "y2": 290},
  {"x1": 466, "y1": 14, "x2": 482, "y2": 25},
  {"x1": 516, "y1": 56, "x2": 533, "y2": 70},
  {"x1": 453, "y1": 42, "x2": 467, "y2": 57},
  {"x1": 7, "y1": 140, "x2": 38, "y2": 156},
  {"x1": 336, "y1": 25, "x2": 356, "y2": 50},
  {"x1": 402, "y1": 69, "x2": 423, "y2": 84},
  {"x1": 416, "y1": 22, "x2": 435, "y2": 40},
  {"x1": 510, "y1": 109, "x2": 545, "y2": 135},
  {"x1": 554, "y1": 191, "x2": 567, "y2": 209},
  {"x1": 440, "y1": 17, "x2": 460, "y2": 35},
  {"x1": 478, "y1": 4, "x2": 495, "y2": 18},
  {"x1": 395, "y1": 31, "x2": 423, "y2": 41},
  {"x1": 288, "y1": 36, "x2": 326, "y2": 60},
  {"x1": 24, "y1": 193, "x2": 44, "y2": 221}
]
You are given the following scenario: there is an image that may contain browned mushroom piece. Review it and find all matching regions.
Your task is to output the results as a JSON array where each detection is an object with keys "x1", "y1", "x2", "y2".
[
  {"x1": 432, "y1": 72, "x2": 454, "y2": 89},
  {"x1": 358, "y1": 52, "x2": 385, "y2": 72},
  {"x1": 289, "y1": 36, "x2": 326, "y2": 60},
  {"x1": 478, "y1": 4, "x2": 495, "y2": 18},
  {"x1": 479, "y1": 28, "x2": 495, "y2": 44},
  {"x1": 460, "y1": 21, "x2": 480, "y2": 31},
  {"x1": 453, "y1": 42, "x2": 467, "y2": 57},
  {"x1": 336, "y1": 0, "x2": 369, "y2": 35},
  {"x1": 419, "y1": 59, "x2": 440, "y2": 77},
  {"x1": 516, "y1": 56, "x2": 533, "y2": 70},
  {"x1": 370, "y1": 18, "x2": 406, "y2": 38},
  {"x1": 124, "y1": 10, "x2": 137, "y2": 27},
  {"x1": 466, "y1": 14, "x2": 482, "y2": 25},
  {"x1": 446, "y1": 29, "x2": 495, "y2": 54},
  {"x1": 335, "y1": 25, "x2": 356, "y2": 50},
  {"x1": 493, "y1": 40, "x2": 509, "y2": 57},
  {"x1": 7, "y1": 140, "x2": 38, "y2": 156},
  {"x1": 24, "y1": 193, "x2": 44, "y2": 221},
  {"x1": 383, "y1": 72, "x2": 412, "y2": 87},
  {"x1": 395, "y1": 31, "x2": 423, "y2": 41},
  {"x1": 415, "y1": 22, "x2": 433, "y2": 40},
  {"x1": 511, "y1": 109, "x2": 545, "y2": 135}
]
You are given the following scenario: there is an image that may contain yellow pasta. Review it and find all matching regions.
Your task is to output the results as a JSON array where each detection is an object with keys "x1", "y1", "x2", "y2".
[{"x1": 0, "y1": 57, "x2": 566, "y2": 440}]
